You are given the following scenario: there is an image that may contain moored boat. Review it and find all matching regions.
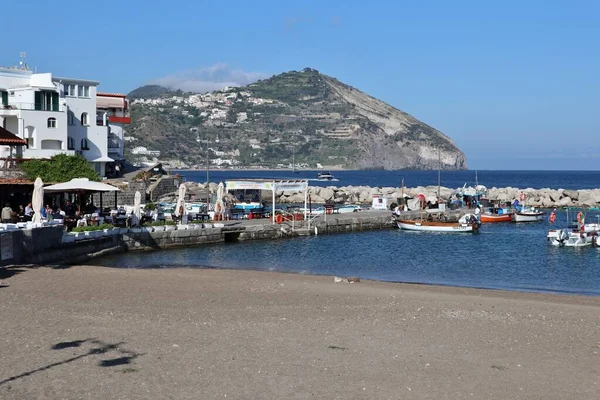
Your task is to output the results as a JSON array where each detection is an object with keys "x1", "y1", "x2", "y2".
[
  {"x1": 395, "y1": 213, "x2": 480, "y2": 233},
  {"x1": 480, "y1": 212, "x2": 512, "y2": 223},
  {"x1": 512, "y1": 206, "x2": 544, "y2": 222}
]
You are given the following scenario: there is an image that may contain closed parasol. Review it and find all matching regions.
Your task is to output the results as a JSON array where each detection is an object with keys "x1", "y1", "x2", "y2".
[{"x1": 31, "y1": 177, "x2": 44, "y2": 224}]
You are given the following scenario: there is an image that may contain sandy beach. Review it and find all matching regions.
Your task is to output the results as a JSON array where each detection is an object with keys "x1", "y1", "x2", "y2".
[{"x1": 0, "y1": 266, "x2": 598, "y2": 399}]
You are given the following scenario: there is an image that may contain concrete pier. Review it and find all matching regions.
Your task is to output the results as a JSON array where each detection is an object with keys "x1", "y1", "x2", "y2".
[{"x1": 0, "y1": 209, "x2": 470, "y2": 266}]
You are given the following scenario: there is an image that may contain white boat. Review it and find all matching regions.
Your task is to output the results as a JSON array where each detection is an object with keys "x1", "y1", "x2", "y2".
[
  {"x1": 512, "y1": 206, "x2": 544, "y2": 222},
  {"x1": 317, "y1": 172, "x2": 335, "y2": 181},
  {"x1": 395, "y1": 213, "x2": 480, "y2": 233},
  {"x1": 338, "y1": 204, "x2": 363, "y2": 213},
  {"x1": 549, "y1": 228, "x2": 597, "y2": 247}
]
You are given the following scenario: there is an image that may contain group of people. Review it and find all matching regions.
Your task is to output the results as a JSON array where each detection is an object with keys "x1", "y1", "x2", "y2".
[{"x1": 1, "y1": 200, "x2": 78, "y2": 223}]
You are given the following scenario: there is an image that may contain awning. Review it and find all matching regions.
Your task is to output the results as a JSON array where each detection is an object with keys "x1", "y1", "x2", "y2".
[
  {"x1": 0, "y1": 126, "x2": 27, "y2": 146},
  {"x1": 44, "y1": 178, "x2": 120, "y2": 192},
  {"x1": 91, "y1": 156, "x2": 115, "y2": 163}
]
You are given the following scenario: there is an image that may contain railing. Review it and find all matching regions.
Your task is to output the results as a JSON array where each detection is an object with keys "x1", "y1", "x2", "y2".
[
  {"x1": 0, "y1": 157, "x2": 27, "y2": 178},
  {"x1": 1, "y1": 103, "x2": 65, "y2": 112}
]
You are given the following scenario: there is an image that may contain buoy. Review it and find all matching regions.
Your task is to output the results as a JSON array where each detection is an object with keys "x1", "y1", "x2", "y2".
[{"x1": 275, "y1": 214, "x2": 283, "y2": 224}]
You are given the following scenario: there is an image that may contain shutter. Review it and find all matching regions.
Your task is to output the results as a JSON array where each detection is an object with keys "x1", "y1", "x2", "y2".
[
  {"x1": 52, "y1": 92, "x2": 59, "y2": 111},
  {"x1": 34, "y1": 91, "x2": 42, "y2": 110},
  {"x1": 1, "y1": 91, "x2": 7, "y2": 106}
]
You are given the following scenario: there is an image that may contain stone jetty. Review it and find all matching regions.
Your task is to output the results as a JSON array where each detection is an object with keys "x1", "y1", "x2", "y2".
[{"x1": 162, "y1": 182, "x2": 600, "y2": 209}]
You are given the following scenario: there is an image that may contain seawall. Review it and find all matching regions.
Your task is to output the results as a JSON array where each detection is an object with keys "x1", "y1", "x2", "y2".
[{"x1": 1, "y1": 211, "x2": 425, "y2": 266}]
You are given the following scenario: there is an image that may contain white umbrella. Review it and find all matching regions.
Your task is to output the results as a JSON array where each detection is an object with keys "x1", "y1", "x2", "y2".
[
  {"x1": 31, "y1": 177, "x2": 44, "y2": 223},
  {"x1": 44, "y1": 178, "x2": 119, "y2": 192},
  {"x1": 174, "y1": 183, "x2": 187, "y2": 219},
  {"x1": 215, "y1": 182, "x2": 225, "y2": 220},
  {"x1": 133, "y1": 191, "x2": 142, "y2": 224}
]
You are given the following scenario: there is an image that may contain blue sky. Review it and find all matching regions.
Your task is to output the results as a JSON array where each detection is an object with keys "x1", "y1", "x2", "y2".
[{"x1": 2, "y1": 0, "x2": 599, "y2": 170}]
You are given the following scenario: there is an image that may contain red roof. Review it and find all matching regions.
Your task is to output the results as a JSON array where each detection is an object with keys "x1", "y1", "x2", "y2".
[
  {"x1": 97, "y1": 92, "x2": 127, "y2": 98},
  {"x1": 0, "y1": 178, "x2": 34, "y2": 185},
  {"x1": 0, "y1": 126, "x2": 27, "y2": 146}
]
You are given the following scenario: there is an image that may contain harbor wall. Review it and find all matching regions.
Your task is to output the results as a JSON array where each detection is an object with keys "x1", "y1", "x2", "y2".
[{"x1": 2, "y1": 212, "x2": 415, "y2": 266}]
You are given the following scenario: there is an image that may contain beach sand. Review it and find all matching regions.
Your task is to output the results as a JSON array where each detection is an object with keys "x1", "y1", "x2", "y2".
[{"x1": 0, "y1": 266, "x2": 598, "y2": 399}]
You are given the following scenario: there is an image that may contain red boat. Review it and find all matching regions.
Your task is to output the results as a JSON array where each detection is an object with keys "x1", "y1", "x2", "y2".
[{"x1": 480, "y1": 213, "x2": 512, "y2": 223}]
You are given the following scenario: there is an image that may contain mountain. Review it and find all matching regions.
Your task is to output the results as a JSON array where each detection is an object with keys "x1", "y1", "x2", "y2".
[
  {"x1": 128, "y1": 85, "x2": 173, "y2": 99},
  {"x1": 126, "y1": 68, "x2": 467, "y2": 170}
]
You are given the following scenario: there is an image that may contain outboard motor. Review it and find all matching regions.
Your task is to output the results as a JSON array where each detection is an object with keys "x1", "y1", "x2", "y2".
[{"x1": 557, "y1": 228, "x2": 570, "y2": 243}]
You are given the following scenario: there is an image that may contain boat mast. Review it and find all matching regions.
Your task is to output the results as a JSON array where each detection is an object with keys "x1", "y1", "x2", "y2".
[
  {"x1": 437, "y1": 148, "x2": 441, "y2": 199},
  {"x1": 292, "y1": 143, "x2": 295, "y2": 172}
]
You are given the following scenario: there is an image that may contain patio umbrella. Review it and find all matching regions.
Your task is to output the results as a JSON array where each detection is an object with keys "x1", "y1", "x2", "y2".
[
  {"x1": 133, "y1": 191, "x2": 142, "y2": 224},
  {"x1": 44, "y1": 178, "x2": 119, "y2": 193},
  {"x1": 31, "y1": 177, "x2": 44, "y2": 224},
  {"x1": 214, "y1": 182, "x2": 225, "y2": 220},
  {"x1": 174, "y1": 183, "x2": 187, "y2": 219}
]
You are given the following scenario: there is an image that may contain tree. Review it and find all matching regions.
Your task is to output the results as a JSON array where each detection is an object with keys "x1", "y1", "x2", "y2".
[
  {"x1": 21, "y1": 154, "x2": 100, "y2": 182},
  {"x1": 226, "y1": 108, "x2": 237, "y2": 123}
]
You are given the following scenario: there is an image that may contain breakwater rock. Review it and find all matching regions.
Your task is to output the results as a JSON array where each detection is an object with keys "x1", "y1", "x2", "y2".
[{"x1": 160, "y1": 182, "x2": 600, "y2": 209}]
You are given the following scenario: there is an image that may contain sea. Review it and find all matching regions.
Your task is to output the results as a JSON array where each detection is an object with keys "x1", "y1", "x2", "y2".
[
  {"x1": 91, "y1": 170, "x2": 600, "y2": 296},
  {"x1": 175, "y1": 169, "x2": 600, "y2": 190}
]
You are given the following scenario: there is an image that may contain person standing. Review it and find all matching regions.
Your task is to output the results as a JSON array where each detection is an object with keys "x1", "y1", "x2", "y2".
[
  {"x1": 1, "y1": 203, "x2": 12, "y2": 223},
  {"x1": 64, "y1": 200, "x2": 76, "y2": 218}
]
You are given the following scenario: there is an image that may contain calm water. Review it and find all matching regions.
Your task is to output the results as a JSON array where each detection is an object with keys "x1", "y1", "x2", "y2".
[
  {"x1": 92, "y1": 209, "x2": 600, "y2": 296},
  {"x1": 176, "y1": 169, "x2": 600, "y2": 190}
]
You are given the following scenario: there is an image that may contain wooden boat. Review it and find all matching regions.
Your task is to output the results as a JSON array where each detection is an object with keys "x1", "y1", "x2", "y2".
[
  {"x1": 395, "y1": 213, "x2": 480, "y2": 233},
  {"x1": 480, "y1": 213, "x2": 512, "y2": 223},
  {"x1": 512, "y1": 207, "x2": 544, "y2": 222}
]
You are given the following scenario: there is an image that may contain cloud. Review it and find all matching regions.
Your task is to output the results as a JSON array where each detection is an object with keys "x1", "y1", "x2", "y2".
[{"x1": 149, "y1": 63, "x2": 268, "y2": 93}]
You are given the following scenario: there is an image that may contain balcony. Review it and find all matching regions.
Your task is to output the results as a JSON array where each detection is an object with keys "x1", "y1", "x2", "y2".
[
  {"x1": 108, "y1": 115, "x2": 131, "y2": 124},
  {"x1": 0, "y1": 157, "x2": 26, "y2": 178},
  {"x1": 1, "y1": 103, "x2": 65, "y2": 112}
]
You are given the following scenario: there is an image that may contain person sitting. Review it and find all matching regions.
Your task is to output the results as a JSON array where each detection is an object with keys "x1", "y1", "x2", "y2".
[
  {"x1": 1, "y1": 203, "x2": 12, "y2": 223},
  {"x1": 25, "y1": 202, "x2": 34, "y2": 220}
]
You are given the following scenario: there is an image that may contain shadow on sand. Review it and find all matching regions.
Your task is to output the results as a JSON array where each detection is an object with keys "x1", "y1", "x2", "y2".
[{"x1": 0, "y1": 338, "x2": 143, "y2": 386}]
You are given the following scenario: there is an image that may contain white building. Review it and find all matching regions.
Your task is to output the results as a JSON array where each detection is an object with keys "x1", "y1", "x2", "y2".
[
  {"x1": 0, "y1": 62, "x2": 115, "y2": 177},
  {"x1": 96, "y1": 92, "x2": 130, "y2": 164},
  {"x1": 131, "y1": 146, "x2": 160, "y2": 157}
]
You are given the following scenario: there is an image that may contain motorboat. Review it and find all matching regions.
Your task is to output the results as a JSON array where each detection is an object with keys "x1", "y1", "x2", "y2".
[
  {"x1": 550, "y1": 228, "x2": 596, "y2": 247},
  {"x1": 512, "y1": 206, "x2": 544, "y2": 222},
  {"x1": 317, "y1": 172, "x2": 336, "y2": 181},
  {"x1": 338, "y1": 204, "x2": 363, "y2": 213},
  {"x1": 480, "y1": 208, "x2": 513, "y2": 223},
  {"x1": 395, "y1": 213, "x2": 480, "y2": 233}
]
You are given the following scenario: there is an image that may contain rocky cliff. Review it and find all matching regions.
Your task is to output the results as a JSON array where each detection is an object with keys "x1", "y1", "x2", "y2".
[{"x1": 127, "y1": 68, "x2": 467, "y2": 170}]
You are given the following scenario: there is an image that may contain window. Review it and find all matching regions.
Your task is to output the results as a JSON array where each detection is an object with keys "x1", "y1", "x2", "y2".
[
  {"x1": 78, "y1": 85, "x2": 89, "y2": 97},
  {"x1": 81, "y1": 112, "x2": 88, "y2": 126},
  {"x1": 81, "y1": 138, "x2": 89, "y2": 150},
  {"x1": 65, "y1": 84, "x2": 76, "y2": 96},
  {"x1": 1, "y1": 90, "x2": 8, "y2": 106},
  {"x1": 35, "y1": 91, "x2": 59, "y2": 111},
  {"x1": 47, "y1": 117, "x2": 56, "y2": 128},
  {"x1": 67, "y1": 137, "x2": 75, "y2": 150},
  {"x1": 68, "y1": 111, "x2": 75, "y2": 125}
]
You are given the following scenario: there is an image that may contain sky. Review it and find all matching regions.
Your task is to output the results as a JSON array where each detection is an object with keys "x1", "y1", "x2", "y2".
[{"x1": 1, "y1": 0, "x2": 599, "y2": 170}]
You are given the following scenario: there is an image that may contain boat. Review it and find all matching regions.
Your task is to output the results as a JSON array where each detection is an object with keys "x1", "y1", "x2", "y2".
[
  {"x1": 550, "y1": 229, "x2": 597, "y2": 247},
  {"x1": 395, "y1": 213, "x2": 480, "y2": 233},
  {"x1": 480, "y1": 209, "x2": 513, "y2": 223},
  {"x1": 512, "y1": 206, "x2": 544, "y2": 222},
  {"x1": 317, "y1": 172, "x2": 335, "y2": 181}
]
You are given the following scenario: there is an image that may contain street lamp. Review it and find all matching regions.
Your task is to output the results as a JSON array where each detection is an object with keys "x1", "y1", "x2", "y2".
[{"x1": 197, "y1": 133, "x2": 219, "y2": 213}]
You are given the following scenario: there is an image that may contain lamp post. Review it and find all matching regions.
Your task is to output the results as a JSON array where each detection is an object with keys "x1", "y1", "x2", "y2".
[{"x1": 197, "y1": 132, "x2": 219, "y2": 213}]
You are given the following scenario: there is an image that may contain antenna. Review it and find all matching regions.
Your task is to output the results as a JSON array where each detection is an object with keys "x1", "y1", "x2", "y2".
[{"x1": 19, "y1": 52, "x2": 29, "y2": 70}]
